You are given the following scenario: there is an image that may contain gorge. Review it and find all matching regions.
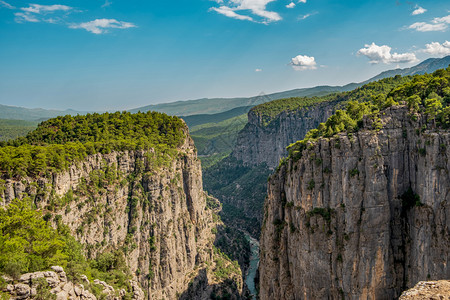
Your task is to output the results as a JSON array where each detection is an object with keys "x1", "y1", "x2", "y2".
[{"x1": 1, "y1": 67, "x2": 449, "y2": 300}]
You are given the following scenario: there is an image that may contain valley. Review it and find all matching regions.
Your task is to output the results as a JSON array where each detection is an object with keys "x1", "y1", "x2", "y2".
[{"x1": 0, "y1": 60, "x2": 449, "y2": 300}]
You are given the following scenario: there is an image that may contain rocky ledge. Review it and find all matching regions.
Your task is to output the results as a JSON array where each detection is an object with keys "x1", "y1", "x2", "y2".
[
  {"x1": 399, "y1": 280, "x2": 450, "y2": 300},
  {"x1": 2, "y1": 266, "x2": 144, "y2": 300}
]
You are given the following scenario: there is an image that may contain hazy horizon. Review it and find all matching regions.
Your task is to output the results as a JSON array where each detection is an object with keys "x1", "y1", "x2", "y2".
[{"x1": 1, "y1": 0, "x2": 449, "y2": 111}]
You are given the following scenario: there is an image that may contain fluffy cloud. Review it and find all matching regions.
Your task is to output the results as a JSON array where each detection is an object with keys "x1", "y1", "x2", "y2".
[
  {"x1": 69, "y1": 19, "x2": 136, "y2": 34},
  {"x1": 210, "y1": 0, "x2": 281, "y2": 23},
  {"x1": 14, "y1": 12, "x2": 39, "y2": 22},
  {"x1": 422, "y1": 41, "x2": 450, "y2": 56},
  {"x1": 0, "y1": 0, "x2": 15, "y2": 9},
  {"x1": 357, "y1": 43, "x2": 417, "y2": 64},
  {"x1": 255, "y1": 68, "x2": 263, "y2": 72},
  {"x1": 210, "y1": 6, "x2": 253, "y2": 21},
  {"x1": 21, "y1": 4, "x2": 72, "y2": 14},
  {"x1": 14, "y1": 4, "x2": 73, "y2": 23},
  {"x1": 411, "y1": 5, "x2": 426, "y2": 16},
  {"x1": 409, "y1": 14, "x2": 450, "y2": 32},
  {"x1": 290, "y1": 54, "x2": 317, "y2": 70},
  {"x1": 286, "y1": 2, "x2": 295, "y2": 8}
]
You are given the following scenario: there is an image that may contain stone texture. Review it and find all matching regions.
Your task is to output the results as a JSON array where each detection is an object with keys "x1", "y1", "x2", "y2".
[
  {"x1": 0, "y1": 129, "x2": 242, "y2": 299},
  {"x1": 259, "y1": 106, "x2": 450, "y2": 299},
  {"x1": 399, "y1": 280, "x2": 450, "y2": 299},
  {"x1": 232, "y1": 100, "x2": 342, "y2": 169},
  {"x1": 4, "y1": 266, "x2": 126, "y2": 300}
]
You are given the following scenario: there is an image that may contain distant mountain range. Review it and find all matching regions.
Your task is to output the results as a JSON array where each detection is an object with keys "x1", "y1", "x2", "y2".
[
  {"x1": 131, "y1": 55, "x2": 450, "y2": 116},
  {"x1": 0, "y1": 104, "x2": 86, "y2": 122},
  {"x1": 1, "y1": 55, "x2": 449, "y2": 121}
]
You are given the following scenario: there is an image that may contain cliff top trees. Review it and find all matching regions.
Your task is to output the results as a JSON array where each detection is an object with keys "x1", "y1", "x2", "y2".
[
  {"x1": 0, "y1": 111, "x2": 186, "y2": 179},
  {"x1": 284, "y1": 66, "x2": 450, "y2": 164}
]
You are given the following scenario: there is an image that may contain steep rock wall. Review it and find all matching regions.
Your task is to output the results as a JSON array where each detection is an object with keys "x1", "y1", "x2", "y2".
[
  {"x1": 232, "y1": 100, "x2": 341, "y2": 169},
  {"x1": 259, "y1": 106, "x2": 449, "y2": 299},
  {"x1": 0, "y1": 133, "x2": 242, "y2": 299}
]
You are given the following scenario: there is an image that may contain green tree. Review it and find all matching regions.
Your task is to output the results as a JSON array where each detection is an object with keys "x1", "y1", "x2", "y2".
[{"x1": 425, "y1": 97, "x2": 443, "y2": 127}]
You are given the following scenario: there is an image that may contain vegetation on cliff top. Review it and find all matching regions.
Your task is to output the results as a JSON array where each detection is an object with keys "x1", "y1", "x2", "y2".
[
  {"x1": 0, "y1": 111, "x2": 186, "y2": 178},
  {"x1": 283, "y1": 67, "x2": 450, "y2": 166},
  {"x1": 251, "y1": 74, "x2": 413, "y2": 127}
]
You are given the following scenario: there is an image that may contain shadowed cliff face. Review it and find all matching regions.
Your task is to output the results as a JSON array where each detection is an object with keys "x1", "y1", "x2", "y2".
[
  {"x1": 232, "y1": 100, "x2": 342, "y2": 169},
  {"x1": 0, "y1": 133, "x2": 242, "y2": 299},
  {"x1": 259, "y1": 106, "x2": 450, "y2": 300}
]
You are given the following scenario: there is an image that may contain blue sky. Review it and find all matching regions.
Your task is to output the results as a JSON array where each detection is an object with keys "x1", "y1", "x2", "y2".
[{"x1": 0, "y1": 0, "x2": 449, "y2": 111}]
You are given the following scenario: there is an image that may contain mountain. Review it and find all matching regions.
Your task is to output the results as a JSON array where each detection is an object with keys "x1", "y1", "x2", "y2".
[
  {"x1": 130, "y1": 55, "x2": 450, "y2": 117},
  {"x1": 364, "y1": 55, "x2": 450, "y2": 83},
  {"x1": 128, "y1": 86, "x2": 339, "y2": 117},
  {"x1": 0, "y1": 104, "x2": 86, "y2": 121},
  {"x1": 1, "y1": 56, "x2": 448, "y2": 123},
  {"x1": 181, "y1": 105, "x2": 253, "y2": 128}
]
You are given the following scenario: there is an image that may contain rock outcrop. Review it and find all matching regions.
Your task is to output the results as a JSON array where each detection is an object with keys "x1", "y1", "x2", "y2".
[
  {"x1": 399, "y1": 280, "x2": 450, "y2": 299},
  {"x1": 259, "y1": 106, "x2": 450, "y2": 299},
  {"x1": 3, "y1": 266, "x2": 144, "y2": 300},
  {"x1": 0, "y1": 130, "x2": 242, "y2": 299},
  {"x1": 232, "y1": 100, "x2": 341, "y2": 169}
]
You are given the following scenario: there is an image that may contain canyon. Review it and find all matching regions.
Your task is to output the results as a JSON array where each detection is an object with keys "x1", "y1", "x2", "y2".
[{"x1": 259, "y1": 106, "x2": 449, "y2": 299}]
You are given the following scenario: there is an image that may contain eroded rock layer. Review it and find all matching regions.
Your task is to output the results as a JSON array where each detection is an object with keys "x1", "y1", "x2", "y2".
[
  {"x1": 1, "y1": 133, "x2": 242, "y2": 299},
  {"x1": 259, "y1": 106, "x2": 450, "y2": 299},
  {"x1": 232, "y1": 100, "x2": 341, "y2": 169}
]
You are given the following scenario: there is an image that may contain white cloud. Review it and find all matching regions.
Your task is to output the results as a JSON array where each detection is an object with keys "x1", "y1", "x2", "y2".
[
  {"x1": 408, "y1": 14, "x2": 450, "y2": 32},
  {"x1": 286, "y1": 2, "x2": 295, "y2": 8},
  {"x1": 70, "y1": 18, "x2": 136, "y2": 34},
  {"x1": 422, "y1": 41, "x2": 450, "y2": 56},
  {"x1": 357, "y1": 43, "x2": 418, "y2": 64},
  {"x1": 14, "y1": 12, "x2": 39, "y2": 23},
  {"x1": 290, "y1": 54, "x2": 317, "y2": 70},
  {"x1": 102, "y1": 0, "x2": 112, "y2": 8},
  {"x1": 14, "y1": 4, "x2": 73, "y2": 23},
  {"x1": 210, "y1": 6, "x2": 254, "y2": 21},
  {"x1": 21, "y1": 4, "x2": 72, "y2": 14},
  {"x1": 298, "y1": 13, "x2": 310, "y2": 20},
  {"x1": 0, "y1": 0, "x2": 15, "y2": 9},
  {"x1": 298, "y1": 0, "x2": 306, "y2": 3},
  {"x1": 255, "y1": 68, "x2": 263, "y2": 72},
  {"x1": 411, "y1": 5, "x2": 426, "y2": 15},
  {"x1": 210, "y1": 0, "x2": 281, "y2": 23}
]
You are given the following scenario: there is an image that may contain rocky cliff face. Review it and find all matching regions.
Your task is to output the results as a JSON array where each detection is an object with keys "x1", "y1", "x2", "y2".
[
  {"x1": 259, "y1": 106, "x2": 450, "y2": 299},
  {"x1": 0, "y1": 132, "x2": 242, "y2": 299},
  {"x1": 232, "y1": 100, "x2": 341, "y2": 169},
  {"x1": 3, "y1": 266, "x2": 144, "y2": 300}
]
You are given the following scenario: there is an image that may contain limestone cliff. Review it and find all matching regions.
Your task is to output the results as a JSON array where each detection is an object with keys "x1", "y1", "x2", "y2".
[
  {"x1": 232, "y1": 100, "x2": 341, "y2": 169},
  {"x1": 259, "y1": 106, "x2": 449, "y2": 299},
  {"x1": 0, "y1": 131, "x2": 242, "y2": 299},
  {"x1": 3, "y1": 266, "x2": 144, "y2": 300}
]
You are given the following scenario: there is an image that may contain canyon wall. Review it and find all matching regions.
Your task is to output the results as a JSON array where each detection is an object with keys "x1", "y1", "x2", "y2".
[
  {"x1": 259, "y1": 106, "x2": 449, "y2": 299},
  {"x1": 232, "y1": 100, "x2": 342, "y2": 169},
  {"x1": 0, "y1": 132, "x2": 242, "y2": 299}
]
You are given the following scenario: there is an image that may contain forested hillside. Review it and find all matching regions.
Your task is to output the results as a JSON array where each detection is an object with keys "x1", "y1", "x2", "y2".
[
  {"x1": 0, "y1": 111, "x2": 185, "y2": 178},
  {"x1": 285, "y1": 67, "x2": 450, "y2": 164}
]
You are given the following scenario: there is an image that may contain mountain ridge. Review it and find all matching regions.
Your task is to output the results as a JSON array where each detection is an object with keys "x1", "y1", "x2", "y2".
[{"x1": 2, "y1": 56, "x2": 448, "y2": 122}]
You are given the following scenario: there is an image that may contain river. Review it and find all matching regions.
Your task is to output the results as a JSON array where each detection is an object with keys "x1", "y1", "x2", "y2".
[{"x1": 245, "y1": 234, "x2": 260, "y2": 299}]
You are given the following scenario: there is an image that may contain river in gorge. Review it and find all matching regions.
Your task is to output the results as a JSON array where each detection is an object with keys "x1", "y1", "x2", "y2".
[{"x1": 245, "y1": 234, "x2": 260, "y2": 299}]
